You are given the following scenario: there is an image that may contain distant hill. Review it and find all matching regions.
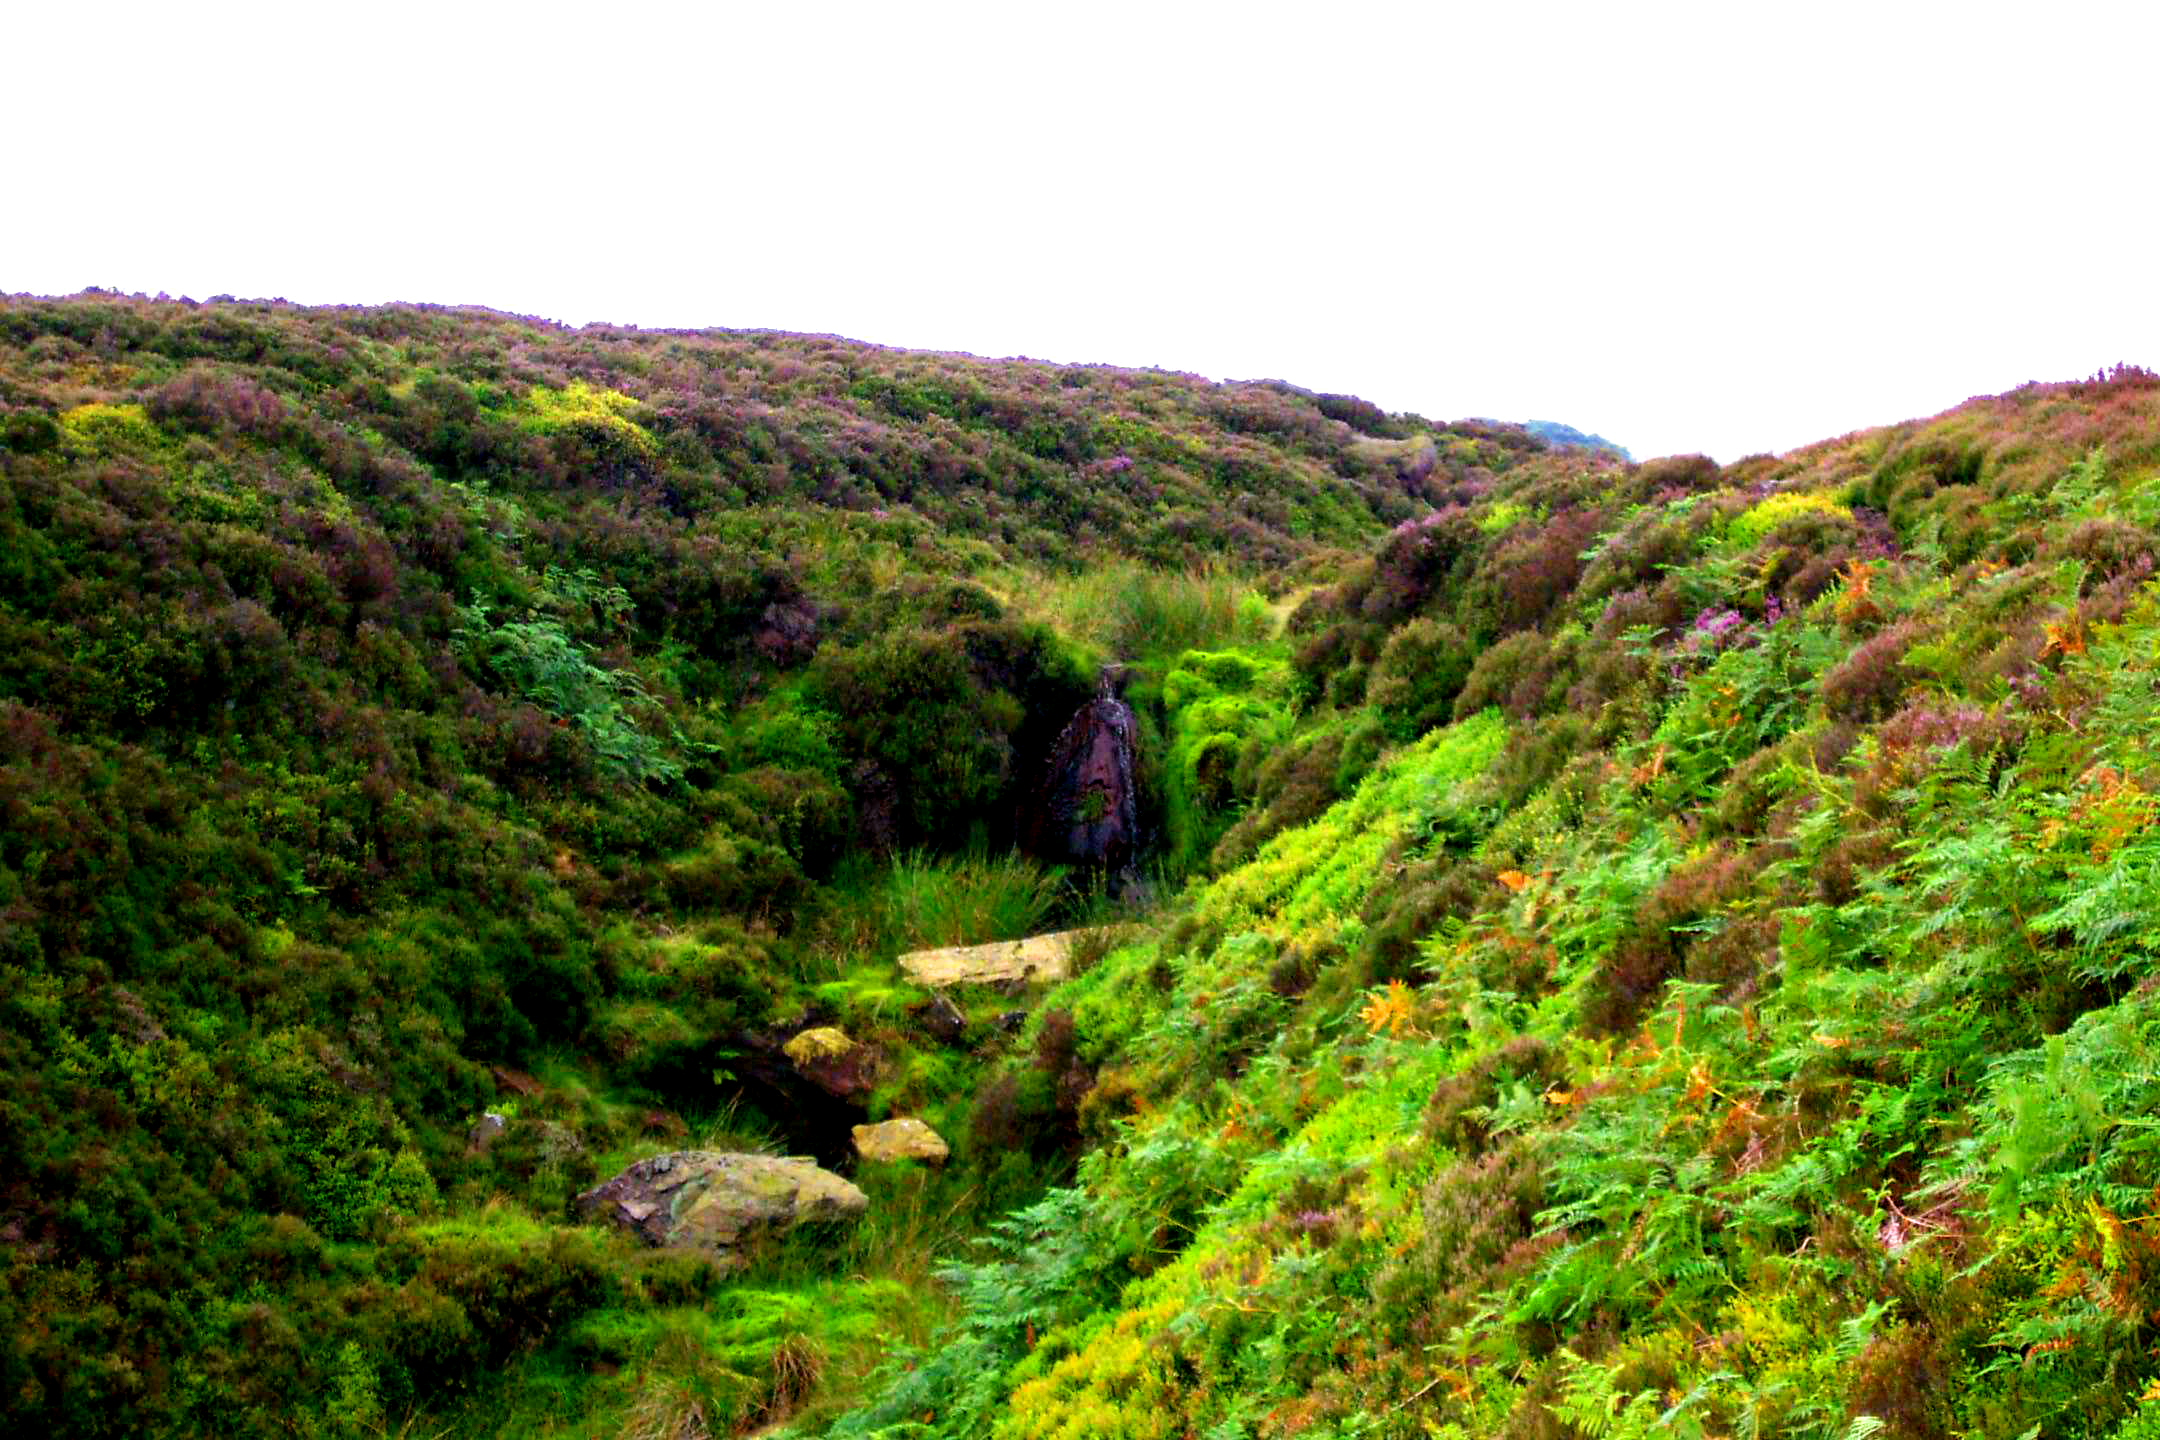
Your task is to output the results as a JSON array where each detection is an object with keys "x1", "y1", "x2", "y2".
[{"x1": 1523, "y1": 416, "x2": 1632, "y2": 459}]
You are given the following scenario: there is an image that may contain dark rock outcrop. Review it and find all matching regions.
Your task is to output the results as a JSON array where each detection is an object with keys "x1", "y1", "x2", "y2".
[
  {"x1": 725, "y1": 1026, "x2": 871, "y2": 1170},
  {"x1": 1031, "y1": 669, "x2": 1139, "y2": 873}
]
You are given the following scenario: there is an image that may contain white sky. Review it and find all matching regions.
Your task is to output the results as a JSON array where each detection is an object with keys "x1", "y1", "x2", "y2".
[{"x1": 8, "y1": 1, "x2": 2157, "y2": 461}]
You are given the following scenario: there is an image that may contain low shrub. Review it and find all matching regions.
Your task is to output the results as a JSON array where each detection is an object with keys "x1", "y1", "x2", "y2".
[{"x1": 1367, "y1": 618, "x2": 1473, "y2": 740}]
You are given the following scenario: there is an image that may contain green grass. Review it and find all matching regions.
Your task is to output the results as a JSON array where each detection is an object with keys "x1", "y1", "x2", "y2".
[
  {"x1": 997, "y1": 559, "x2": 1275, "y2": 662},
  {"x1": 808, "y1": 849, "x2": 1072, "y2": 963}
]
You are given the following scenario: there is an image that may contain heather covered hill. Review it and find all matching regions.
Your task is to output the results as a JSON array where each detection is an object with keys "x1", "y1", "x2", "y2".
[
  {"x1": 832, "y1": 366, "x2": 2160, "y2": 1440},
  {"x1": 0, "y1": 292, "x2": 1516, "y2": 569},
  {"x1": 0, "y1": 292, "x2": 1569, "y2": 1437},
  {"x1": 1521, "y1": 419, "x2": 1630, "y2": 462},
  {"x1": 6, "y1": 289, "x2": 2160, "y2": 1439}
]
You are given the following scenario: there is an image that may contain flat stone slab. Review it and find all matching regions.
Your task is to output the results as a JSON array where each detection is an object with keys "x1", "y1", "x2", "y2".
[{"x1": 898, "y1": 929, "x2": 1090, "y2": 987}]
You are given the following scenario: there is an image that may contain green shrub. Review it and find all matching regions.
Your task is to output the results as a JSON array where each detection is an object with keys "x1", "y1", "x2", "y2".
[
  {"x1": 662, "y1": 824, "x2": 805, "y2": 916},
  {"x1": 453, "y1": 599, "x2": 681, "y2": 784},
  {"x1": 1723, "y1": 489, "x2": 1853, "y2": 551},
  {"x1": 1158, "y1": 647, "x2": 1293, "y2": 876},
  {"x1": 1367, "y1": 617, "x2": 1472, "y2": 740},
  {"x1": 1454, "y1": 630, "x2": 1551, "y2": 720},
  {"x1": 806, "y1": 621, "x2": 1087, "y2": 845}
]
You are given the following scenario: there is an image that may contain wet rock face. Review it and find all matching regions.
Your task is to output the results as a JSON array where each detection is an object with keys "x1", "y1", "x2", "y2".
[
  {"x1": 1033, "y1": 671, "x2": 1139, "y2": 873},
  {"x1": 576, "y1": 1151, "x2": 867, "y2": 1263}
]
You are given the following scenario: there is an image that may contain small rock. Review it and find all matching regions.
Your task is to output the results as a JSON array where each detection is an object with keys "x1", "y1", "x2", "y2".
[
  {"x1": 992, "y1": 1010, "x2": 1028, "y2": 1033},
  {"x1": 467, "y1": 1111, "x2": 507, "y2": 1155},
  {"x1": 783, "y1": 1026, "x2": 880, "y2": 1101},
  {"x1": 577, "y1": 1151, "x2": 868, "y2": 1263},
  {"x1": 912, "y1": 991, "x2": 969, "y2": 1045},
  {"x1": 852, "y1": 1118, "x2": 949, "y2": 1166}
]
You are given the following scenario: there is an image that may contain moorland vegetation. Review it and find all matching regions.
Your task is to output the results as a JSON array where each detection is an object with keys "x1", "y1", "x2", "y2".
[{"x1": 3, "y1": 291, "x2": 2158, "y2": 1439}]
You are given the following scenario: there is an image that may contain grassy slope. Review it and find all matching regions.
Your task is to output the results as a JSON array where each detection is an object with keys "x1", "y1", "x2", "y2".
[
  {"x1": 7, "y1": 291, "x2": 2160, "y2": 1440},
  {"x1": 819, "y1": 369, "x2": 2160, "y2": 1440},
  {"x1": 0, "y1": 292, "x2": 1552, "y2": 1438}
]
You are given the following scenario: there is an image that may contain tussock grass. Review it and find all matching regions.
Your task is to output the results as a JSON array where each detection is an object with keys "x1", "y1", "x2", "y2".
[
  {"x1": 998, "y1": 559, "x2": 1275, "y2": 661},
  {"x1": 879, "y1": 849, "x2": 1067, "y2": 951},
  {"x1": 811, "y1": 850, "x2": 1071, "y2": 965}
]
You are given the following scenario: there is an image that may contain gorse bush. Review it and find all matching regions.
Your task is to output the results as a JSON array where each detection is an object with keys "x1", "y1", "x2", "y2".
[{"x1": 1723, "y1": 487, "x2": 1854, "y2": 551}]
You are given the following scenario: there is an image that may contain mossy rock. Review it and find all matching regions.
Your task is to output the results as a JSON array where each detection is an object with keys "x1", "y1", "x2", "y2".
[
  {"x1": 783, "y1": 1025, "x2": 882, "y2": 1100},
  {"x1": 575, "y1": 1151, "x2": 867, "y2": 1264},
  {"x1": 852, "y1": 1118, "x2": 950, "y2": 1165}
]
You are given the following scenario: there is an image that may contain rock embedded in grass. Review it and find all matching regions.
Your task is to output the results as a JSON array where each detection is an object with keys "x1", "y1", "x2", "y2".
[
  {"x1": 466, "y1": 1111, "x2": 506, "y2": 1155},
  {"x1": 782, "y1": 1025, "x2": 882, "y2": 1101},
  {"x1": 898, "y1": 929, "x2": 1087, "y2": 987},
  {"x1": 852, "y1": 1117, "x2": 950, "y2": 1165},
  {"x1": 911, "y1": 991, "x2": 970, "y2": 1044},
  {"x1": 577, "y1": 1151, "x2": 868, "y2": 1263}
]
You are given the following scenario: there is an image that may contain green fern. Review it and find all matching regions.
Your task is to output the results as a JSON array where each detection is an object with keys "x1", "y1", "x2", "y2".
[
  {"x1": 1549, "y1": 1350, "x2": 1724, "y2": 1439},
  {"x1": 453, "y1": 595, "x2": 681, "y2": 783},
  {"x1": 2053, "y1": 445, "x2": 2110, "y2": 514}
]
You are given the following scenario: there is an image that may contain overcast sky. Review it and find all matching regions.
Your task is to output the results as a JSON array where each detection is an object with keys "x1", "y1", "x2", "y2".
[{"x1": 9, "y1": 2, "x2": 2157, "y2": 461}]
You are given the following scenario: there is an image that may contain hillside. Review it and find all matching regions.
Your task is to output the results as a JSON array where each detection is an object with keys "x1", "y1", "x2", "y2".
[
  {"x1": 822, "y1": 366, "x2": 2160, "y2": 1440},
  {"x1": 0, "y1": 291, "x2": 1550, "y2": 1437},
  {"x1": 1521, "y1": 420, "x2": 1631, "y2": 462},
  {"x1": 4, "y1": 292, "x2": 2159, "y2": 1439}
]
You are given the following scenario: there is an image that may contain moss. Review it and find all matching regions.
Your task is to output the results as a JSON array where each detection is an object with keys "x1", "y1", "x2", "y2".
[
  {"x1": 782, "y1": 1026, "x2": 857, "y2": 1064},
  {"x1": 1156, "y1": 647, "x2": 1294, "y2": 878}
]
